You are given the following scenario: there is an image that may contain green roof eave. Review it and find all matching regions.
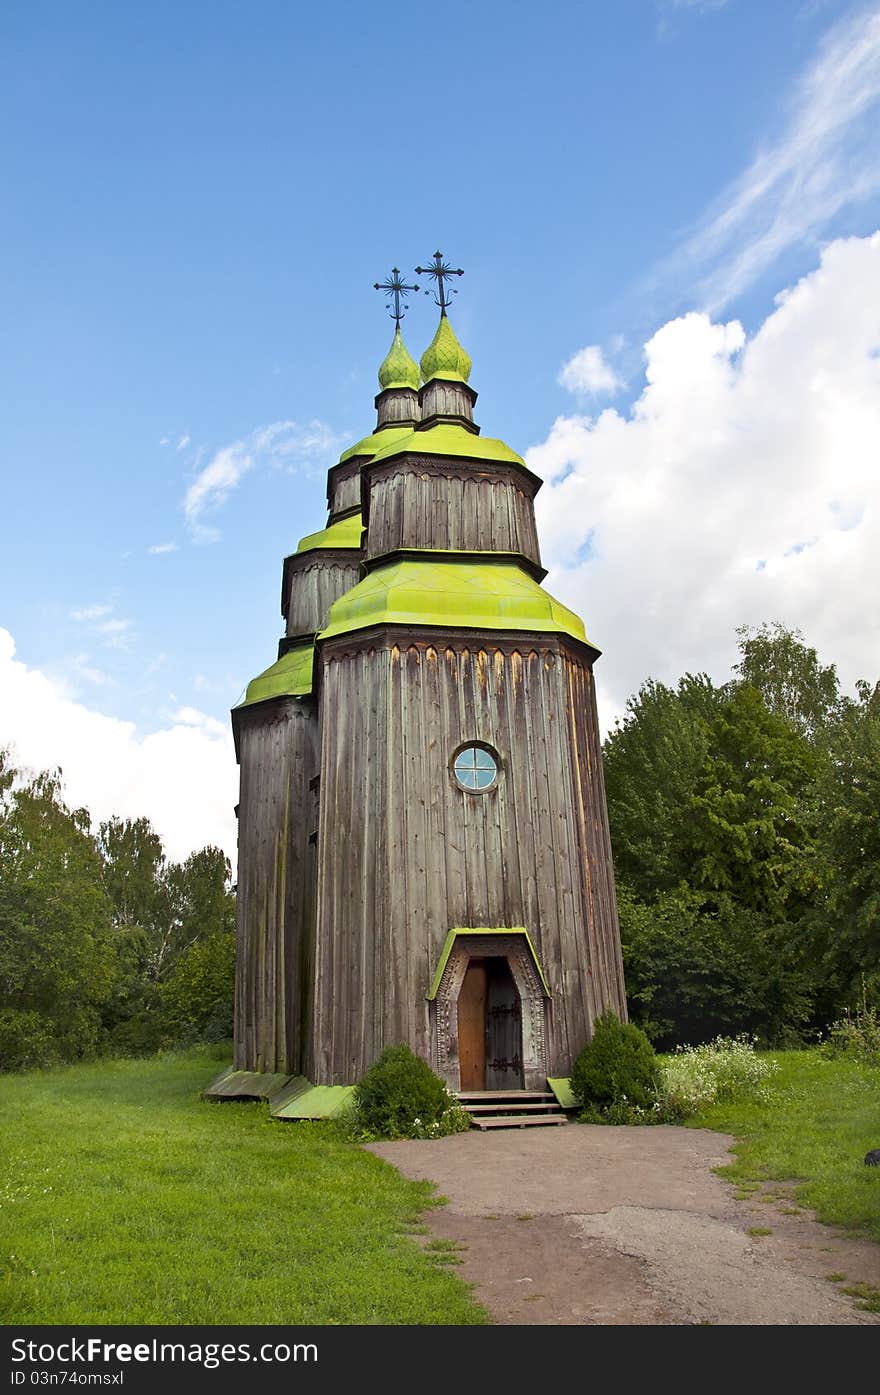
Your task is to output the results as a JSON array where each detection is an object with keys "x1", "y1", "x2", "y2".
[
  {"x1": 235, "y1": 642, "x2": 314, "y2": 709},
  {"x1": 367, "y1": 422, "x2": 525, "y2": 470},
  {"x1": 317, "y1": 558, "x2": 589, "y2": 646},
  {"x1": 296, "y1": 512, "x2": 363, "y2": 555},
  {"x1": 426, "y1": 928, "x2": 551, "y2": 1000},
  {"x1": 338, "y1": 426, "x2": 413, "y2": 464}
]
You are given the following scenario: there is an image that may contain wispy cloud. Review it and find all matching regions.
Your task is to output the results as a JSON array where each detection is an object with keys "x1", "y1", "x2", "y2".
[
  {"x1": 70, "y1": 604, "x2": 134, "y2": 649},
  {"x1": 147, "y1": 541, "x2": 178, "y2": 555},
  {"x1": 664, "y1": 6, "x2": 880, "y2": 311},
  {"x1": 70, "y1": 604, "x2": 113, "y2": 622},
  {"x1": 183, "y1": 419, "x2": 344, "y2": 542}
]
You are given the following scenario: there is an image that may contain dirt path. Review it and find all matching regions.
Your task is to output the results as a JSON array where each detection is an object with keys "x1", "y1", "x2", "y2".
[{"x1": 367, "y1": 1126, "x2": 880, "y2": 1325}]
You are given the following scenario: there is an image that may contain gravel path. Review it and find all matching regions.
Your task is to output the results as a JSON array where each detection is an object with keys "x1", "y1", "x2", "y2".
[{"x1": 367, "y1": 1125, "x2": 880, "y2": 1325}]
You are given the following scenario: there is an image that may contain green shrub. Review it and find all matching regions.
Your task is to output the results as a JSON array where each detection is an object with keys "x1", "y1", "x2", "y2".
[
  {"x1": 571, "y1": 1011, "x2": 660, "y2": 1117},
  {"x1": 0, "y1": 1008, "x2": 57, "y2": 1071},
  {"x1": 351, "y1": 1043, "x2": 470, "y2": 1140},
  {"x1": 656, "y1": 1035, "x2": 778, "y2": 1122},
  {"x1": 819, "y1": 1008, "x2": 880, "y2": 1066}
]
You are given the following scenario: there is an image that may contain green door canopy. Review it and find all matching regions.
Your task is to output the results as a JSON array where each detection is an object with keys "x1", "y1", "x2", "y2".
[
  {"x1": 235, "y1": 641, "x2": 314, "y2": 710},
  {"x1": 296, "y1": 511, "x2": 363, "y2": 555},
  {"x1": 318, "y1": 557, "x2": 590, "y2": 646},
  {"x1": 427, "y1": 928, "x2": 552, "y2": 1000},
  {"x1": 367, "y1": 421, "x2": 527, "y2": 470}
]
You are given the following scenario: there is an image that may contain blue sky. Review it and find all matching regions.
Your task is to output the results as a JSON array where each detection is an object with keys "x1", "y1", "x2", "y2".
[{"x1": 2, "y1": 0, "x2": 880, "y2": 860}]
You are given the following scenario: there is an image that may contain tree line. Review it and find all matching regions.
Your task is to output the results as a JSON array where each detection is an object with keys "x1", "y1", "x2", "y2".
[
  {"x1": 1, "y1": 621, "x2": 877, "y2": 1069},
  {"x1": 606, "y1": 623, "x2": 880, "y2": 1047},
  {"x1": 0, "y1": 748, "x2": 235, "y2": 1069}
]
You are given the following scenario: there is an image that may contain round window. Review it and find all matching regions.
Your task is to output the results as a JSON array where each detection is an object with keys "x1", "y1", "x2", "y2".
[{"x1": 452, "y1": 743, "x2": 499, "y2": 792}]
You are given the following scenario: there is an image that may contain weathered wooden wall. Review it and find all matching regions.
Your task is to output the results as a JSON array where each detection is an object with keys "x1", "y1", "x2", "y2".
[
  {"x1": 326, "y1": 462, "x2": 361, "y2": 516},
  {"x1": 364, "y1": 459, "x2": 541, "y2": 565},
  {"x1": 308, "y1": 631, "x2": 624, "y2": 1084},
  {"x1": 283, "y1": 555, "x2": 362, "y2": 637},
  {"x1": 234, "y1": 699, "x2": 318, "y2": 1074}
]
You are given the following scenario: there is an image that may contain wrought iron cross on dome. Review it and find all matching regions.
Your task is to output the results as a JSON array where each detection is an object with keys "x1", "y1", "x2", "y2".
[
  {"x1": 415, "y1": 250, "x2": 464, "y2": 315},
  {"x1": 373, "y1": 267, "x2": 419, "y2": 324}
]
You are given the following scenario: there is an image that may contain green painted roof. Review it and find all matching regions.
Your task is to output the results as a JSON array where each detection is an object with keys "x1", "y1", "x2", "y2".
[
  {"x1": 338, "y1": 425, "x2": 412, "y2": 464},
  {"x1": 367, "y1": 421, "x2": 526, "y2": 469},
  {"x1": 547, "y1": 1077, "x2": 578, "y2": 1109},
  {"x1": 378, "y1": 326, "x2": 420, "y2": 391},
  {"x1": 269, "y1": 1079, "x2": 355, "y2": 1120},
  {"x1": 420, "y1": 314, "x2": 472, "y2": 384},
  {"x1": 296, "y1": 512, "x2": 363, "y2": 554},
  {"x1": 318, "y1": 558, "x2": 588, "y2": 645},
  {"x1": 236, "y1": 642, "x2": 314, "y2": 709}
]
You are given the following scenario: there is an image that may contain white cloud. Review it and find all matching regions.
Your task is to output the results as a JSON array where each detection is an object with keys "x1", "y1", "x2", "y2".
[
  {"x1": 0, "y1": 628, "x2": 238, "y2": 864},
  {"x1": 183, "y1": 419, "x2": 344, "y2": 541},
  {"x1": 558, "y1": 345, "x2": 622, "y2": 397},
  {"x1": 176, "y1": 433, "x2": 191, "y2": 451},
  {"x1": 147, "y1": 541, "x2": 178, "y2": 555},
  {"x1": 531, "y1": 232, "x2": 880, "y2": 726},
  {"x1": 666, "y1": 7, "x2": 880, "y2": 311}
]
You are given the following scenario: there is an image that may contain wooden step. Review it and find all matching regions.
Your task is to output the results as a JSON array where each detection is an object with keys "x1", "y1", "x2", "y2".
[
  {"x1": 456, "y1": 1090, "x2": 555, "y2": 1102},
  {"x1": 472, "y1": 1113, "x2": 568, "y2": 1130},
  {"x1": 465, "y1": 1101, "x2": 564, "y2": 1114}
]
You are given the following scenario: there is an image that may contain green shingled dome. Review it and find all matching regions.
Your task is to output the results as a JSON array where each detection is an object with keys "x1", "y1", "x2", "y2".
[
  {"x1": 367, "y1": 421, "x2": 526, "y2": 469},
  {"x1": 420, "y1": 315, "x2": 472, "y2": 384},
  {"x1": 296, "y1": 513, "x2": 363, "y2": 554},
  {"x1": 236, "y1": 643, "x2": 314, "y2": 709},
  {"x1": 378, "y1": 326, "x2": 420, "y2": 391},
  {"x1": 338, "y1": 425, "x2": 412, "y2": 464},
  {"x1": 318, "y1": 558, "x2": 589, "y2": 645}
]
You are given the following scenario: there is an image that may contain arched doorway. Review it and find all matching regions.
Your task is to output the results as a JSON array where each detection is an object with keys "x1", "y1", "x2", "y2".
[
  {"x1": 428, "y1": 929, "x2": 550, "y2": 1092},
  {"x1": 457, "y1": 957, "x2": 523, "y2": 1090}
]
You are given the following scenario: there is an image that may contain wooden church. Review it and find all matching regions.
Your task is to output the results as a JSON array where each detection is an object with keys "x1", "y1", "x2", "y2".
[{"x1": 207, "y1": 256, "x2": 627, "y2": 1115}]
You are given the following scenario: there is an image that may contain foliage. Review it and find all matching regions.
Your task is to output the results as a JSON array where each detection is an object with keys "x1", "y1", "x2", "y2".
[
  {"x1": 0, "y1": 1047, "x2": 487, "y2": 1324},
  {"x1": 605, "y1": 624, "x2": 880, "y2": 1047},
  {"x1": 0, "y1": 766, "x2": 117, "y2": 1062},
  {"x1": 732, "y1": 621, "x2": 841, "y2": 739},
  {"x1": 351, "y1": 1043, "x2": 469, "y2": 1141},
  {"x1": 0, "y1": 1008, "x2": 56, "y2": 1071},
  {"x1": 690, "y1": 1050, "x2": 880, "y2": 1243},
  {"x1": 684, "y1": 684, "x2": 820, "y2": 918},
  {"x1": 814, "y1": 681, "x2": 880, "y2": 995},
  {"x1": 603, "y1": 673, "x2": 722, "y2": 899},
  {"x1": 656, "y1": 1035, "x2": 777, "y2": 1122},
  {"x1": 0, "y1": 752, "x2": 237, "y2": 1069},
  {"x1": 619, "y1": 885, "x2": 813, "y2": 1049},
  {"x1": 819, "y1": 1005, "x2": 880, "y2": 1067},
  {"x1": 158, "y1": 930, "x2": 236, "y2": 1043},
  {"x1": 571, "y1": 1010, "x2": 660, "y2": 1117}
]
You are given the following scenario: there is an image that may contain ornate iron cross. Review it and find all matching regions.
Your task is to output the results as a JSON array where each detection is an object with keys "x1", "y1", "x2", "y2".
[
  {"x1": 415, "y1": 250, "x2": 464, "y2": 315},
  {"x1": 373, "y1": 267, "x2": 419, "y2": 324}
]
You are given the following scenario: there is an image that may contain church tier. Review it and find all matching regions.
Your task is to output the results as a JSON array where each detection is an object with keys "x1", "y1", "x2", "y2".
[{"x1": 225, "y1": 291, "x2": 627, "y2": 1096}]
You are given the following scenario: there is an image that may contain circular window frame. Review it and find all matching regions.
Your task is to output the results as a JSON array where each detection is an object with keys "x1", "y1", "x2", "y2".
[{"x1": 450, "y1": 740, "x2": 501, "y2": 795}]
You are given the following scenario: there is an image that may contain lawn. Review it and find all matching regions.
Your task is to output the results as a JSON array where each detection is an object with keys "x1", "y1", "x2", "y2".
[
  {"x1": 690, "y1": 1050, "x2": 880, "y2": 1242},
  {"x1": 0, "y1": 1045, "x2": 487, "y2": 1325}
]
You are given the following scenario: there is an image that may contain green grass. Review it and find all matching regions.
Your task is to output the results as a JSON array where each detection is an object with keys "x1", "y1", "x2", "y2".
[
  {"x1": 689, "y1": 1050, "x2": 880, "y2": 1242},
  {"x1": 0, "y1": 1047, "x2": 488, "y2": 1325}
]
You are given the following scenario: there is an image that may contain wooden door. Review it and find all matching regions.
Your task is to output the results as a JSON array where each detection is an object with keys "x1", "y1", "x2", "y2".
[
  {"x1": 457, "y1": 960, "x2": 488, "y2": 1090},
  {"x1": 486, "y1": 958, "x2": 523, "y2": 1089}
]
